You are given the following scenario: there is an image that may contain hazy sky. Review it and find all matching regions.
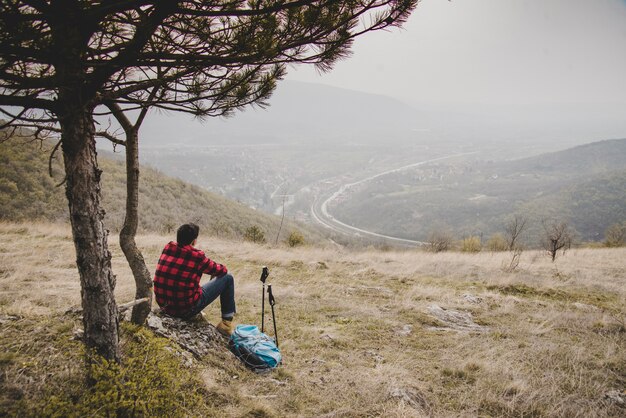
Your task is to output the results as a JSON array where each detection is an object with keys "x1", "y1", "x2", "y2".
[{"x1": 287, "y1": 0, "x2": 626, "y2": 105}]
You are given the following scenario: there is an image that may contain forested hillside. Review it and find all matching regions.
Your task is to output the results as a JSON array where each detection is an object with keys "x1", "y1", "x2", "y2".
[
  {"x1": 331, "y1": 138, "x2": 626, "y2": 243},
  {"x1": 502, "y1": 138, "x2": 626, "y2": 176},
  {"x1": 517, "y1": 170, "x2": 626, "y2": 241},
  {"x1": 0, "y1": 134, "x2": 323, "y2": 243}
]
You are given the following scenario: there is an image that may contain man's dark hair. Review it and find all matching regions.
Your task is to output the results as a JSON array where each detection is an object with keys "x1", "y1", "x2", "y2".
[{"x1": 177, "y1": 223, "x2": 200, "y2": 246}]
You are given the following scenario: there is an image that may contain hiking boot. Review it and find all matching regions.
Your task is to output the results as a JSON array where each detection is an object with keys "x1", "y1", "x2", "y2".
[{"x1": 216, "y1": 319, "x2": 235, "y2": 336}]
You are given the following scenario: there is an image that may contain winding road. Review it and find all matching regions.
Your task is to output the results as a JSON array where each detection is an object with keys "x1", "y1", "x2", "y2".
[{"x1": 310, "y1": 153, "x2": 476, "y2": 247}]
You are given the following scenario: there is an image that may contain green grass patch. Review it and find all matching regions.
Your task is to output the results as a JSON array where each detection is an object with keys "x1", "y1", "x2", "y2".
[
  {"x1": 440, "y1": 363, "x2": 482, "y2": 389},
  {"x1": 0, "y1": 317, "x2": 220, "y2": 417},
  {"x1": 487, "y1": 283, "x2": 570, "y2": 300},
  {"x1": 487, "y1": 283, "x2": 622, "y2": 312},
  {"x1": 478, "y1": 399, "x2": 543, "y2": 418}
]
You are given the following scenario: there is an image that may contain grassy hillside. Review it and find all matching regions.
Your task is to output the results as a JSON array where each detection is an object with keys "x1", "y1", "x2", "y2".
[
  {"x1": 332, "y1": 139, "x2": 626, "y2": 243},
  {"x1": 518, "y1": 170, "x2": 626, "y2": 241},
  {"x1": 0, "y1": 134, "x2": 324, "y2": 244},
  {"x1": 0, "y1": 136, "x2": 67, "y2": 222},
  {"x1": 502, "y1": 138, "x2": 626, "y2": 177},
  {"x1": 1, "y1": 223, "x2": 625, "y2": 416}
]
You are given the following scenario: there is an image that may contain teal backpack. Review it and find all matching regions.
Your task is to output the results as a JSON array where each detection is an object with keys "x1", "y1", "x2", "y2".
[{"x1": 228, "y1": 324, "x2": 281, "y2": 371}]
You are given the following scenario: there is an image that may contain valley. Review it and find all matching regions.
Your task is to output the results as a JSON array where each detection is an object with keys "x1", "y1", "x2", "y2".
[
  {"x1": 139, "y1": 137, "x2": 626, "y2": 247},
  {"x1": 310, "y1": 152, "x2": 478, "y2": 246},
  {"x1": 139, "y1": 142, "x2": 476, "y2": 246},
  {"x1": 132, "y1": 81, "x2": 626, "y2": 248}
]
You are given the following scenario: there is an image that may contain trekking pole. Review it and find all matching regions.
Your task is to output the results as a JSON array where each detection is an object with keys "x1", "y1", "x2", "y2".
[
  {"x1": 267, "y1": 284, "x2": 278, "y2": 348},
  {"x1": 260, "y1": 266, "x2": 269, "y2": 333}
]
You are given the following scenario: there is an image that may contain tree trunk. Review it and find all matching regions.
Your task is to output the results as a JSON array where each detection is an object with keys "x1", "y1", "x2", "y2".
[
  {"x1": 60, "y1": 109, "x2": 119, "y2": 361},
  {"x1": 120, "y1": 128, "x2": 153, "y2": 324}
]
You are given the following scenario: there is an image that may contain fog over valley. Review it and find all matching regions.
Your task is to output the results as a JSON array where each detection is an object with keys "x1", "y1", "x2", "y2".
[
  {"x1": 95, "y1": 0, "x2": 626, "y2": 247},
  {"x1": 106, "y1": 80, "x2": 626, "y2": 247}
]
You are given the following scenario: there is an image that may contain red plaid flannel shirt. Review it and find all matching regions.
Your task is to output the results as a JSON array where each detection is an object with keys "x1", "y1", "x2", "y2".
[{"x1": 153, "y1": 241, "x2": 228, "y2": 317}]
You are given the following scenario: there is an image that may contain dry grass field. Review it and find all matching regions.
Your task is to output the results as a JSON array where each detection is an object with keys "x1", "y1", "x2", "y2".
[{"x1": 1, "y1": 222, "x2": 625, "y2": 417}]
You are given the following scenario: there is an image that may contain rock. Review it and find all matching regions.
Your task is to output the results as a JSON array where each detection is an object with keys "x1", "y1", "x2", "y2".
[
  {"x1": 605, "y1": 389, "x2": 626, "y2": 407},
  {"x1": 71, "y1": 328, "x2": 84, "y2": 341},
  {"x1": 269, "y1": 378, "x2": 287, "y2": 386},
  {"x1": 395, "y1": 324, "x2": 413, "y2": 336},
  {"x1": 121, "y1": 309, "x2": 132, "y2": 322},
  {"x1": 0, "y1": 314, "x2": 20, "y2": 324},
  {"x1": 64, "y1": 307, "x2": 82, "y2": 316},
  {"x1": 145, "y1": 311, "x2": 225, "y2": 359},
  {"x1": 388, "y1": 386, "x2": 430, "y2": 412},
  {"x1": 305, "y1": 358, "x2": 327, "y2": 365},
  {"x1": 572, "y1": 302, "x2": 601, "y2": 312},
  {"x1": 364, "y1": 349, "x2": 385, "y2": 365},
  {"x1": 463, "y1": 294, "x2": 483, "y2": 304},
  {"x1": 427, "y1": 304, "x2": 489, "y2": 333},
  {"x1": 316, "y1": 261, "x2": 329, "y2": 270},
  {"x1": 146, "y1": 314, "x2": 165, "y2": 333}
]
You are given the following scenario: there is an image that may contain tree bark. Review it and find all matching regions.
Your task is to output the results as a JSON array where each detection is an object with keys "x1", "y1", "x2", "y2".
[
  {"x1": 60, "y1": 109, "x2": 119, "y2": 361},
  {"x1": 120, "y1": 128, "x2": 153, "y2": 325}
]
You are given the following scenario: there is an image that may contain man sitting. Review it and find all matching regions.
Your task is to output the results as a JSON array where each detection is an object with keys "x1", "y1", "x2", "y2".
[{"x1": 153, "y1": 223, "x2": 236, "y2": 336}]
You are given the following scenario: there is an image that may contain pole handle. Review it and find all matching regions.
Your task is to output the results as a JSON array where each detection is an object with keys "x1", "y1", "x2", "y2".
[
  {"x1": 260, "y1": 266, "x2": 269, "y2": 283},
  {"x1": 268, "y1": 284, "x2": 275, "y2": 306}
]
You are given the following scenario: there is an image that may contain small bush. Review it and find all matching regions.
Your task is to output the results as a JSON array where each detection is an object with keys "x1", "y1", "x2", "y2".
[
  {"x1": 461, "y1": 236, "x2": 482, "y2": 252},
  {"x1": 244, "y1": 225, "x2": 266, "y2": 243},
  {"x1": 604, "y1": 222, "x2": 626, "y2": 247},
  {"x1": 39, "y1": 324, "x2": 210, "y2": 417},
  {"x1": 486, "y1": 233, "x2": 508, "y2": 252},
  {"x1": 287, "y1": 231, "x2": 305, "y2": 247},
  {"x1": 1, "y1": 318, "x2": 213, "y2": 417},
  {"x1": 163, "y1": 220, "x2": 176, "y2": 234}
]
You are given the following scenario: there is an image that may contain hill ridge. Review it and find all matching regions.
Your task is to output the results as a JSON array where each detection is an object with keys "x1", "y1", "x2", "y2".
[
  {"x1": 0, "y1": 134, "x2": 324, "y2": 244},
  {"x1": 330, "y1": 137, "x2": 626, "y2": 243}
]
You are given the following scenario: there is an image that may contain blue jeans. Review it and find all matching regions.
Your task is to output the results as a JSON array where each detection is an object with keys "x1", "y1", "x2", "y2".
[{"x1": 187, "y1": 273, "x2": 236, "y2": 319}]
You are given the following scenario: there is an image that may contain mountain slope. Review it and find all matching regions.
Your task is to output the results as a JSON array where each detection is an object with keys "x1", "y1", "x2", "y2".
[
  {"x1": 0, "y1": 134, "x2": 323, "y2": 243},
  {"x1": 501, "y1": 138, "x2": 626, "y2": 177},
  {"x1": 331, "y1": 138, "x2": 626, "y2": 243},
  {"x1": 518, "y1": 169, "x2": 626, "y2": 241},
  {"x1": 138, "y1": 80, "x2": 423, "y2": 146}
]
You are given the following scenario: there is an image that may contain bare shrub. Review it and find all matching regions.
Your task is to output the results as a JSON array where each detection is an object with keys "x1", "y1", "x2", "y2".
[
  {"x1": 541, "y1": 220, "x2": 573, "y2": 262},
  {"x1": 427, "y1": 229, "x2": 453, "y2": 252},
  {"x1": 504, "y1": 215, "x2": 528, "y2": 251},
  {"x1": 163, "y1": 220, "x2": 176, "y2": 234},
  {"x1": 502, "y1": 248, "x2": 523, "y2": 272}
]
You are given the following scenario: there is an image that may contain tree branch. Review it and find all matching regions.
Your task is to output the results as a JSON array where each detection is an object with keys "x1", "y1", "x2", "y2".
[
  {"x1": 86, "y1": 2, "x2": 179, "y2": 96},
  {"x1": 0, "y1": 94, "x2": 55, "y2": 111},
  {"x1": 96, "y1": 130, "x2": 127, "y2": 147},
  {"x1": 48, "y1": 137, "x2": 61, "y2": 177}
]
